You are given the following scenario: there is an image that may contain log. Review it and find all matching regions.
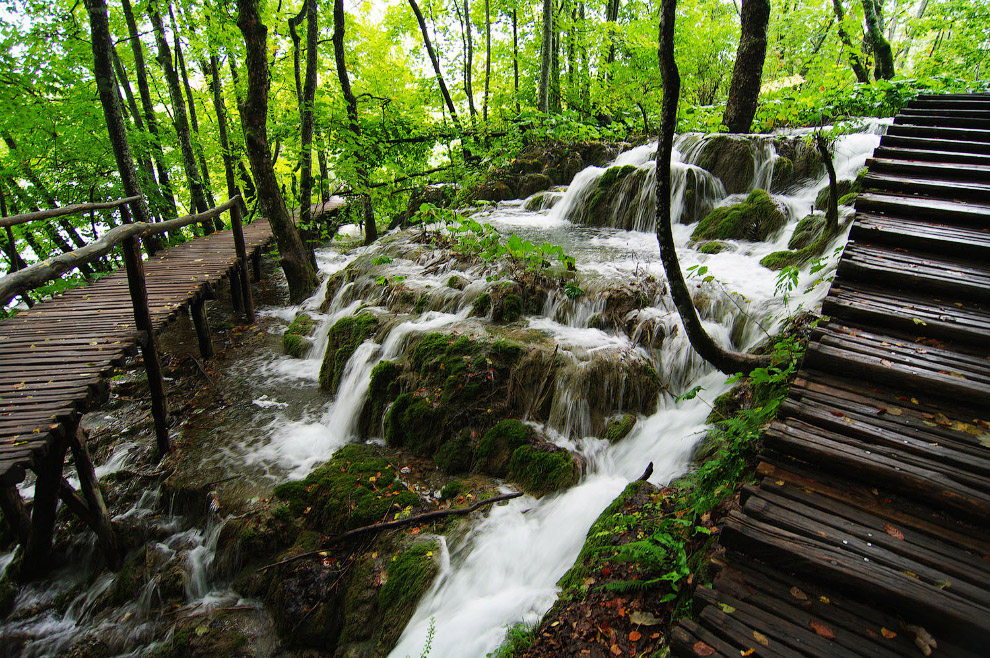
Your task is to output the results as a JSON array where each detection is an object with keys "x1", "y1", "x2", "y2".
[
  {"x1": 258, "y1": 491, "x2": 524, "y2": 572},
  {"x1": 0, "y1": 196, "x2": 140, "y2": 228}
]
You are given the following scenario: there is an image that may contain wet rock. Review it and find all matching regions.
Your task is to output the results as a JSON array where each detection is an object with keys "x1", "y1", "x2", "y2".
[
  {"x1": 376, "y1": 539, "x2": 440, "y2": 652},
  {"x1": 518, "y1": 173, "x2": 553, "y2": 199},
  {"x1": 814, "y1": 179, "x2": 854, "y2": 211},
  {"x1": 524, "y1": 191, "x2": 560, "y2": 211},
  {"x1": 509, "y1": 443, "x2": 581, "y2": 497},
  {"x1": 698, "y1": 241, "x2": 728, "y2": 254},
  {"x1": 772, "y1": 137, "x2": 824, "y2": 184},
  {"x1": 770, "y1": 156, "x2": 794, "y2": 193},
  {"x1": 603, "y1": 414, "x2": 637, "y2": 443},
  {"x1": 319, "y1": 313, "x2": 380, "y2": 393},
  {"x1": 691, "y1": 189, "x2": 787, "y2": 243},
  {"x1": 695, "y1": 136, "x2": 754, "y2": 194},
  {"x1": 787, "y1": 213, "x2": 827, "y2": 250},
  {"x1": 282, "y1": 312, "x2": 316, "y2": 358}
]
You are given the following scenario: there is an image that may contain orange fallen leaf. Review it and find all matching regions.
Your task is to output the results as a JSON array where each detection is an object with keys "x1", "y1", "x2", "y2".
[
  {"x1": 881, "y1": 627, "x2": 897, "y2": 639},
  {"x1": 883, "y1": 523, "x2": 905, "y2": 540},
  {"x1": 629, "y1": 630, "x2": 642, "y2": 642},
  {"x1": 810, "y1": 620, "x2": 835, "y2": 639},
  {"x1": 409, "y1": 526, "x2": 421, "y2": 535},
  {"x1": 609, "y1": 643, "x2": 622, "y2": 656},
  {"x1": 741, "y1": 650, "x2": 755, "y2": 657},
  {"x1": 753, "y1": 631, "x2": 769, "y2": 646},
  {"x1": 789, "y1": 586, "x2": 808, "y2": 600},
  {"x1": 692, "y1": 641, "x2": 715, "y2": 656}
]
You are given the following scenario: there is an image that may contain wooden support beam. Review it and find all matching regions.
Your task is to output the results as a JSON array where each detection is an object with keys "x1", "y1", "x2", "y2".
[
  {"x1": 120, "y1": 204, "x2": 170, "y2": 457},
  {"x1": 230, "y1": 202, "x2": 255, "y2": 323},
  {"x1": 68, "y1": 426, "x2": 120, "y2": 568},
  {"x1": 190, "y1": 297, "x2": 214, "y2": 360},
  {"x1": 251, "y1": 251, "x2": 262, "y2": 282},
  {"x1": 21, "y1": 436, "x2": 69, "y2": 579},
  {"x1": 0, "y1": 484, "x2": 31, "y2": 546},
  {"x1": 229, "y1": 267, "x2": 244, "y2": 313}
]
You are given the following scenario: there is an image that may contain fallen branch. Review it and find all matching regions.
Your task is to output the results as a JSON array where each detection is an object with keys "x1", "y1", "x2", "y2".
[
  {"x1": 257, "y1": 491, "x2": 524, "y2": 572},
  {"x1": 0, "y1": 196, "x2": 140, "y2": 228}
]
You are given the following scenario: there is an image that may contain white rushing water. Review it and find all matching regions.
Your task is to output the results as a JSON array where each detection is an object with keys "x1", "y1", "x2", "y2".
[{"x1": 0, "y1": 126, "x2": 883, "y2": 657}]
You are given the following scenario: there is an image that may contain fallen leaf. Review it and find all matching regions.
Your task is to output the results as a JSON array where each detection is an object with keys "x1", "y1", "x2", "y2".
[
  {"x1": 609, "y1": 643, "x2": 622, "y2": 656},
  {"x1": 881, "y1": 627, "x2": 897, "y2": 639},
  {"x1": 819, "y1": 596, "x2": 830, "y2": 604},
  {"x1": 903, "y1": 624, "x2": 937, "y2": 656},
  {"x1": 629, "y1": 630, "x2": 642, "y2": 642},
  {"x1": 740, "y1": 650, "x2": 755, "y2": 657},
  {"x1": 409, "y1": 526, "x2": 421, "y2": 535},
  {"x1": 883, "y1": 523, "x2": 905, "y2": 540},
  {"x1": 718, "y1": 603, "x2": 736, "y2": 614},
  {"x1": 887, "y1": 407, "x2": 902, "y2": 416},
  {"x1": 692, "y1": 641, "x2": 716, "y2": 656},
  {"x1": 789, "y1": 586, "x2": 808, "y2": 600},
  {"x1": 629, "y1": 611, "x2": 660, "y2": 626},
  {"x1": 810, "y1": 620, "x2": 835, "y2": 639},
  {"x1": 753, "y1": 631, "x2": 769, "y2": 646}
]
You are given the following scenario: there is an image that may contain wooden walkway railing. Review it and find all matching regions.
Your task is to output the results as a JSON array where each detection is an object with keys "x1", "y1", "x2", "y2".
[
  {"x1": 0, "y1": 197, "x2": 272, "y2": 576},
  {"x1": 672, "y1": 94, "x2": 990, "y2": 657}
]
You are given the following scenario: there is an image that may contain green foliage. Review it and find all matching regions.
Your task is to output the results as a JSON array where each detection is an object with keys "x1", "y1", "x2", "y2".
[
  {"x1": 501, "y1": 294, "x2": 523, "y2": 322},
  {"x1": 318, "y1": 313, "x2": 379, "y2": 392},
  {"x1": 486, "y1": 622, "x2": 537, "y2": 658},
  {"x1": 272, "y1": 444, "x2": 420, "y2": 535},
  {"x1": 563, "y1": 281, "x2": 585, "y2": 300},
  {"x1": 691, "y1": 190, "x2": 786, "y2": 243}
]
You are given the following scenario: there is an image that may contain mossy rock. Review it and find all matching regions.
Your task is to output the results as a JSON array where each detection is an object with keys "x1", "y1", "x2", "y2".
[
  {"x1": 383, "y1": 392, "x2": 444, "y2": 456},
  {"x1": 814, "y1": 179, "x2": 854, "y2": 211},
  {"x1": 434, "y1": 431, "x2": 474, "y2": 474},
  {"x1": 770, "y1": 156, "x2": 794, "y2": 193},
  {"x1": 695, "y1": 136, "x2": 754, "y2": 194},
  {"x1": 500, "y1": 294, "x2": 523, "y2": 322},
  {"x1": 282, "y1": 332, "x2": 313, "y2": 359},
  {"x1": 524, "y1": 192, "x2": 560, "y2": 211},
  {"x1": 603, "y1": 414, "x2": 637, "y2": 443},
  {"x1": 377, "y1": 540, "x2": 440, "y2": 652},
  {"x1": 272, "y1": 444, "x2": 420, "y2": 535},
  {"x1": 838, "y1": 192, "x2": 858, "y2": 207},
  {"x1": 518, "y1": 173, "x2": 553, "y2": 198},
  {"x1": 697, "y1": 241, "x2": 728, "y2": 255},
  {"x1": 474, "y1": 419, "x2": 532, "y2": 477},
  {"x1": 759, "y1": 249, "x2": 804, "y2": 271},
  {"x1": 439, "y1": 480, "x2": 467, "y2": 501},
  {"x1": 582, "y1": 165, "x2": 640, "y2": 227},
  {"x1": 471, "y1": 292, "x2": 491, "y2": 317},
  {"x1": 318, "y1": 313, "x2": 379, "y2": 393},
  {"x1": 446, "y1": 275, "x2": 464, "y2": 290},
  {"x1": 787, "y1": 213, "x2": 826, "y2": 250},
  {"x1": 0, "y1": 576, "x2": 15, "y2": 619},
  {"x1": 359, "y1": 360, "x2": 403, "y2": 437},
  {"x1": 691, "y1": 189, "x2": 786, "y2": 243},
  {"x1": 509, "y1": 445, "x2": 580, "y2": 497}
]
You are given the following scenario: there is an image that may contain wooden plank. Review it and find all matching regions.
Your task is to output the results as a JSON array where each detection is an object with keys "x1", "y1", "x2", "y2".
[
  {"x1": 855, "y1": 192, "x2": 990, "y2": 224},
  {"x1": 894, "y1": 114, "x2": 990, "y2": 130},
  {"x1": 885, "y1": 123, "x2": 990, "y2": 143},
  {"x1": 671, "y1": 619, "x2": 737, "y2": 658},
  {"x1": 872, "y1": 146, "x2": 990, "y2": 166},
  {"x1": 862, "y1": 172, "x2": 990, "y2": 202},
  {"x1": 849, "y1": 213, "x2": 990, "y2": 260},
  {"x1": 879, "y1": 133, "x2": 990, "y2": 156},
  {"x1": 866, "y1": 157, "x2": 990, "y2": 182}
]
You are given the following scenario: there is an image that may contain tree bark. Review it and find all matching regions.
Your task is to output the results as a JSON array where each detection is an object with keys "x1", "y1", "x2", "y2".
[
  {"x1": 861, "y1": 0, "x2": 895, "y2": 79},
  {"x1": 483, "y1": 0, "x2": 491, "y2": 123},
  {"x1": 462, "y1": 0, "x2": 477, "y2": 121},
  {"x1": 656, "y1": 0, "x2": 771, "y2": 376},
  {"x1": 538, "y1": 0, "x2": 553, "y2": 112},
  {"x1": 815, "y1": 133, "x2": 839, "y2": 236},
  {"x1": 236, "y1": 0, "x2": 318, "y2": 304},
  {"x1": 111, "y1": 46, "x2": 159, "y2": 216},
  {"x1": 0, "y1": 183, "x2": 33, "y2": 308},
  {"x1": 722, "y1": 0, "x2": 771, "y2": 134},
  {"x1": 147, "y1": 0, "x2": 212, "y2": 228},
  {"x1": 605, "y1": 0, "x2": 620, "y2": 74},
  {"x1": 120, "y1": 0, "x2": 178, "y2": 219},
  {"x1": 208, "y1": 55, "x2": 244, "y2": 215},
  {"x1": 298, "y1": 0, "x2": 319, "y2": 229},
  {"x1": 512, "y1": 6, "x2": 520, "y2": 113},
  {"x1": 831, "y1": 0, "x2": 870, "y2": 83}
]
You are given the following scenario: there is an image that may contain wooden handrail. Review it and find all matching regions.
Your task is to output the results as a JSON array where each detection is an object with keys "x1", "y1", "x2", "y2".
[
  {"x1": 0, "y1": 196, "x2": 142, "y2": 228},
  {"x1": 0, "y1": 196, "x2": 241, "y2": 307}
]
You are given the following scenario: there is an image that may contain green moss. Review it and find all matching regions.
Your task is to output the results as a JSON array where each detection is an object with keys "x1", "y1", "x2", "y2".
[
  {"x1": 508, "y1": 445, "x2": 579, "y2": 497},
  {"x1": 434, "y1": 431, "x2": 473, "y2": 474},
  {"x1": 697, "y1": 241, "x2": 727, "y2": 255},
  {"x1": 362, "y1": 360, "x2": 403, "y2": 435},
  {"x1": 471, "y1": 292, "x2": 491, "y2": 317},
  {"x1": 585, "y1": 165, "x2": 639, "y2": 222},
  {"x1": 282, "y1": 332, "x2": 313, "y2": 359},
  {"x1": 378, "y1": 541, "x2": 440, "y2": 651},
  {"x1": 287, "y1": 312, "x2": 317, "y2": 337},
  {"x1": 787, "y1": 213, "x2": 826, "y2": 250},
  {"x1": 603, "y1": 414, "x2": 637, "y2": 443},
  {"x1": 383, "y1": 393, "x2": 443, "y2": 456},
  {"x1": 273, "y1": 444, "x2": 420, "y2": 535},
  {"x1": 475, "y1": 420, "x2": 532, "y2": 476},
  {"x1": 318, "y1": 313, "x2": 379, "y2": 392},
  {"x1": 770, "y1": 156, "x2": 794, "y2": 193},
  {"x1": 439, "y1": 480, "x2": 466, "y2": 501},
  {"x1": 501, "y1": 294, "x2": 523, "y2": 322},
  {"x1": 414, "y1": 295, "x2": 429, "y2": 313},
  {"x1": 447, "y1": 275, "x2": 464, "y2": 290},
  {"x1": 838, "y1": 192, "x2": 858, "y2": 206},
  {"x1": 814, "y1": 179, "x2": 854, "y2": 211},
  {"x1": 691, "y1": 189, "x2": 786, "y2": 243}
]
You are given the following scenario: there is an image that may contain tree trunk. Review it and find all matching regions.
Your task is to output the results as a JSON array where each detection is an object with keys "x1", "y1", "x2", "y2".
[
  {"x1": 551, "y1": 8, "x2": 560, "y2": 112},
  {"x1": 0, "y1": 183, "x2": 34, "y2": 308},
  {"x1": 831, "y1": 0, "x2": 870, "y2": 83},
  {"x1": 815, "y1": 133, "x2": 839, "y2": 236},
  {"x1": 236, "y1": 0, "x2": 318, "y2": 304},
  {"x1": 538, "y1": 0, "x2": 553, "y2": 112},
  {"x1": 208, "y1": 55, "x2": 244, "y2": 215},
  {"x1": 298, "y1": 0, "x2": 319, "y2": 229},
  {"x1": 120, "y1": 0, "x2": 178, "y2": 219},
  {"x1": 512, "y1": 6, "x2": 520, "y2": 113},
  {"x1": 111, "y1": 47, "x2": 159, "y2": 214},
  {"x1": 463, "y1": 0, "x2": 477, "y2": 121},
  {"x1": 605, "y1": 0, "x2": 619, "y2": 75},
  {"x1": 483, "y1": 0, "x2": 491, "y2": 123},
  {"x1": 722, "y1": 0, "x2": 771, "y2": 134},
  {"x1": 861, "y1": 0, "x2": 895, "y2": 79},
  {"x1": 83, "y1": 0, "x2": 159, "y2": 255},
  {"x1": 147, "y1": 1, "x2": 211, "y2": 229},
  {"x1": 656, "y1": 0, "x2": 770, "y2": 376},
  {"x1": 408, "y1": 0, "x2": 463, "y2": 134}
]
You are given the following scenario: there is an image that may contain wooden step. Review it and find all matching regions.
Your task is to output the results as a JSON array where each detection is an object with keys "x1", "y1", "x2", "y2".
[
  {"x1": 872, "y1": 146, "x2": 990, "y2": 167},
  {"x1": 849, "y1": 213, "x2": 990, "y2": 259},
  {"x1": 862, "y1": 172, "x2": 990, "y2": 203},
  {"x1": 838, "y1": 241, "x2": 990, "y2": 303},
  {"x1": 720, "y1": 509, "x2": 990, "y2": 646},
  {"x1": 901, "y1": 107, "x2": 990, "y2": 120},
  {"x1": 823, "y1": 280, "x2": 990, "y2": 347},
  {"x1": 865, "y1": 157, "x2": 990, "y2": 183},
  {"x1": 885, "y1": 123, "x2": 990, "y2": 143},
  {"x1": 855, "y1": 192, "x2": 990, "y2": 225},
  {"x1": 894, "y1": 114, "x2": 990, "y2": 130},
  {"x1": 879, "y1": 133, "x2": 990, "y2": 155}
]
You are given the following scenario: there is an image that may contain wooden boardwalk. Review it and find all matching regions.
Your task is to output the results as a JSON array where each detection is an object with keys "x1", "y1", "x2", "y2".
[
  {"x1": 0, "y1": 219, "x2": 272, "y2": 487},
  {"x1": 673, "y1": 94, "x2": 990, "y2": 656}
]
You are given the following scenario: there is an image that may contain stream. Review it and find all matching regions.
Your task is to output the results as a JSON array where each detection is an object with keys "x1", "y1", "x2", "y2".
[{"x1": 0, "y1": 126, "x2": 883, "y2": 657}]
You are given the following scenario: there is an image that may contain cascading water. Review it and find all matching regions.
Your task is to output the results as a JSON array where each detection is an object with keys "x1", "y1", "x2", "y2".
[{"x1": 0, "y1": 126, "x2": 884, "y2": 658}]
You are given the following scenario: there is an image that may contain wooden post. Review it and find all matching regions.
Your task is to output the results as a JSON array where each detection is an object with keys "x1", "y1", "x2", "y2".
[
  {"x1": 251, "y1": 251, "x2": 262, "y2": 282},
  {"x1": 119, "y1": 203, "x2": 170, "y2": 457},
  {"x1": 190, "y1": 296, "x2": 214, "y2": 359},
  {"x1": 230, "y1": 201, "x2": 255, "y2": 323},
  {"x1": 229, "y1": 266, "x2": 244, "y2": 313},
  {"x1": 0, "y1": 485, "x2": 31, "y2": 547},
  {"x1": 68, "y1": 426, "x2": 120, "y2": 568},
  {"x1": 21, "y1": 436, "x2": 69, "y2": 579}
]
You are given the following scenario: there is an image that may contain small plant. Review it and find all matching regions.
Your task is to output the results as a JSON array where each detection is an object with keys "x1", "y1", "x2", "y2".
[{"x1": 563, "y1": 280, "x2": 584, "y2": 300}]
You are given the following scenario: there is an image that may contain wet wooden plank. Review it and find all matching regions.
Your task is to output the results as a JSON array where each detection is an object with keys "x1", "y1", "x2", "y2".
[
  {"x1": 862, "y1": 172, "x2": 990, "y2": 202},
  {"x1": 866, "y1": 157, "x2": 990, "y2": 182},
  {"x1": 849, "y1": 213, "x2": 990, "y2": 260}
]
